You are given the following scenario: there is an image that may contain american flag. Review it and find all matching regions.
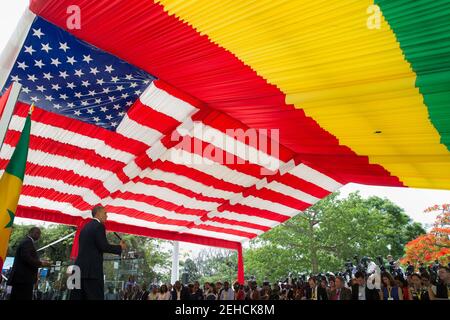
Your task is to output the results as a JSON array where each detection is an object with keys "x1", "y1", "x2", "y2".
[
  {"x1": 3, "y1": 16, "x2": 155, "y2": 131},
  {"x1": 0, "y1": 12, "x2": 342, "y2": 245}
]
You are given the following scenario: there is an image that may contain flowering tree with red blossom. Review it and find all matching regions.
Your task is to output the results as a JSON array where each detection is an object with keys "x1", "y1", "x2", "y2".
[
  {"x1": 402, "y1": 234, "x2": 449, "y2": 265},
  {"x1": 402, "y1": 204, "x2": 450, "y2": 267},
  {"x1": 424, "y1": 204, "x2": 450, "y2": 249}
]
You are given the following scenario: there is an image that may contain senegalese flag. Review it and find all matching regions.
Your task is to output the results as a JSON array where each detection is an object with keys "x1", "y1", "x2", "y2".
[{"x1": 0, "y1": 106, "x2": 32, "y2": 271}]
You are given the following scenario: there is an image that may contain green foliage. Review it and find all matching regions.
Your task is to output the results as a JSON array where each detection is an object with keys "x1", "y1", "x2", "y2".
[
  {"x1": 188, "y1": 249, "x2": 238, "y2": 284},
  {"x1": 7, "y1": 224, "x2": 30, "y2": 256},
  {"x1": 8, "y1": 223, "x2": 76, "y2": 262},
  {"x1": 180, "y1": 258, "x2": 201, "y2": 283}
]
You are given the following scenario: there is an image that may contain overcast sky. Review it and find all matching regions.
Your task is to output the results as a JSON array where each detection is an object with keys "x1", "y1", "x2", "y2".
[{"x1": 2, "y1": 1, "x2": 449, "y2": 256}]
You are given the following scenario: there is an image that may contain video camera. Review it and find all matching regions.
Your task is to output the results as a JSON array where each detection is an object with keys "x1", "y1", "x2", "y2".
[
  {"x1": 376, "y1": 256, "x2": 385, "y2": 272},
  {"x1": 316, "y1": 273, "x2": 323, "y2": 282},
  {"x1": 428, "y1": 260, "x2": 441, "y2": 285},
  {"x1": 344, "y1": 259, "x2": 354, "y2": 277},
  {"x1": 299, "y1": 273, "x2": 307, "y2": 283},
  {"x1": 388, "y1": 259, "x2": 405, "y2": 279},
  {"x1": 325, "y1": 272, "x2": 335, "y2": 281},
  {"x1": 418, "y1": 262, "x2": 427, "y2": 274},
  {"x1": 352, "y1": 255, "x2": 370, "y2": 274},
  {"x1": 405, "y1": 261, "x2": 415, "y2": 276},
  {"x1": 388, "y1": 261, "x2": 395, "y2": 274},
  {"x1": 431, "y1": 260, "x2": 440, "y2": 273}
]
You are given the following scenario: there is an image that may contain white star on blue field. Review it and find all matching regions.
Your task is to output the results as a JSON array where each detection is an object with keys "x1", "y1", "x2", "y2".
[{"x1": 3, "y1": 16, "x2": 156, "y2": 130}]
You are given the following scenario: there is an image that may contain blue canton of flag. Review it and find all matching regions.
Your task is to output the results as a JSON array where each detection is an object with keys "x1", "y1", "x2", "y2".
[{"x1": 2, "y1": 16, "x2": 156, "y2": 130}]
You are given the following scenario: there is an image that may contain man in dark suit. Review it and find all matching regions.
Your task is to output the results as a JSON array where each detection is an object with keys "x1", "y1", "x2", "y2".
[
  {"x1": 171, "y1": 280, "x2": 191, "y2": 300},
  {"x1": 71, "y1": 205, "x2": 126, "y2": 300},
  {"x1": 8, "y1": 227, "x2": 52, "y2": 300},
  {"x1": 304, "y1": 276, "x2": 328, "y2": 300},
  {"x1": 351, "y1": 271, "x2": 380, "y2": 300},
  {"x1": 329, "y1": 276, "x2": 352, "y2": 300}
]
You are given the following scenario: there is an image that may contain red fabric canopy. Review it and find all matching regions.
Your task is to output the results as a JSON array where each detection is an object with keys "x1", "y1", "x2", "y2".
[{"x1": 0, "y1": 1, "x2": 413, "y2": 284}]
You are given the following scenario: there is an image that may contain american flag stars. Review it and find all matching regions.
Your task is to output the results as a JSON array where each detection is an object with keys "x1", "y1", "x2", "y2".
[{"x1": 3, "y1": 17, "x2": 155, "y2": 130}]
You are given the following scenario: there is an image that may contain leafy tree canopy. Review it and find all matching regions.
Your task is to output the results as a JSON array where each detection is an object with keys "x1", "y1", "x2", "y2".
[{"x1": 244, "y1": 192, "x2": 425, "y2": 282}]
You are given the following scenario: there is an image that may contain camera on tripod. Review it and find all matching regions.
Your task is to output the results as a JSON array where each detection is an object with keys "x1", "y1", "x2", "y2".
[
  {"x1": 354, "y1": 255, "x2": 369, "y2": 274},
  {"x1": 418, "y1": 261, "x2": 427, "y2": 274},
  {"x1": 376, "y1": 256, "x2": 385, "y2": 272},
  {"x1": 344, "y1": 259, "x2": 354, "y2": 278},
  {"x1": 298, "y1": 273, "x2": 307, "y2": 284},
  {"x1": 431, "y1": 260, "x2": 440, "y2": 272},
  {"x1": 428, "y1": 260, "x2": 441, "y2": 285},
  {"x1": 405, "y1": 261, "x2": 415, "y2": 276}
]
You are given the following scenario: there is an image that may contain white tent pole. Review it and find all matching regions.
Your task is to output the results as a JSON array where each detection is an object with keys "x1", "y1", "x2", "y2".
[
  {"x1": 0, "y1": 81, "x2": 21, "y2": 150},
  {"x1": 170, "y1": 241, "x2": 179, "y2": 284}
]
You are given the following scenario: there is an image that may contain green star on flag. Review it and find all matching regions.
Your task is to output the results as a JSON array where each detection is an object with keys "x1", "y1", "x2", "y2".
[
  {"x1": 5, "y1": 209, "x2": 15, "y2": 229},
  {"x1": 0, "y1": 103, "x2": 32, "y2": 271}
]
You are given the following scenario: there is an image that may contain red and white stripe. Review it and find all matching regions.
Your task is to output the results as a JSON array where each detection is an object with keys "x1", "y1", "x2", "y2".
[{"x1": 0, "y1": 79, "x2": 342, "y2": 244}]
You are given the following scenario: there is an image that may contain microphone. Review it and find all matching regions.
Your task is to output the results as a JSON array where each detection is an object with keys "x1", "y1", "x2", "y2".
[{"x1": 114, "y1": 232, "x2": 126, "y2": 258}]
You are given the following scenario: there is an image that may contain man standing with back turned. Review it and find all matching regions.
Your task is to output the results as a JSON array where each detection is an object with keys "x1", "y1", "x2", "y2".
[{"x1": 72, "y1": 205, "x2": 126, "y2": 300}]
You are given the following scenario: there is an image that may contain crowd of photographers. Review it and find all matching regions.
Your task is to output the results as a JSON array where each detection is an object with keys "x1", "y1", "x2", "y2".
[{"x1": 110, "y1": 255, "x2": 450, "y2": 301}]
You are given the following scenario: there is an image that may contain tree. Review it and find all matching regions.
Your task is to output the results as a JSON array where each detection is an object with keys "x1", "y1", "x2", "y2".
[
  {"x1": 244, "y1": 192, "x2": 425, "y2": 283},
  {"x1": 193, "y1": 249, "x2": 238, "y2": 284},
  {"x1": 401, "y1": 204, "x2": 450, "y2": 267},
  {"x1": 7, "y1": 224, "x2": 31, "y2": 256},
  {"x1": 401, "y1": 234, "x2": 449, "y2": 266},
  {"x1": 424, "y1": 204, "x2": 450, "y2": 249},
  {"x1": 180, "y1": 258, "x2": 201, "y2": 283}
]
